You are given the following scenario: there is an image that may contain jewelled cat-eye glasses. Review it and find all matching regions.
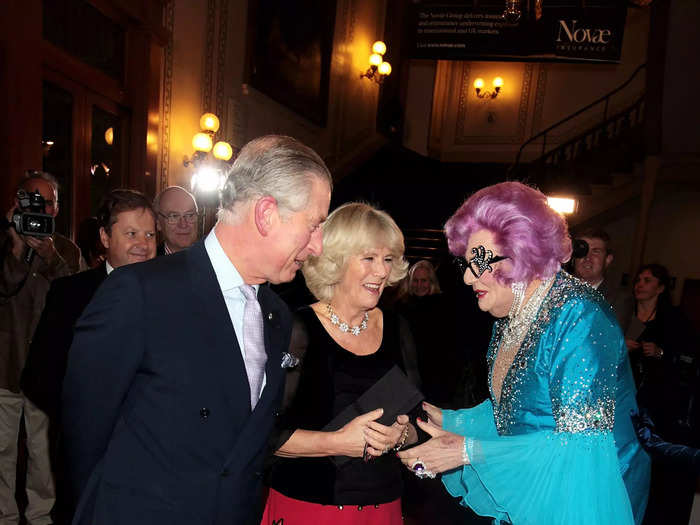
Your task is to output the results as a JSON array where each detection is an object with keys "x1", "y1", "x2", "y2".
[{"x1": 454, "y1": 245, "x2": 510, "y2": 279}]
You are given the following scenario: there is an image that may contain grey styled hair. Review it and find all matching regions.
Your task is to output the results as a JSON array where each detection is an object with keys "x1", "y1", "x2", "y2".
[{"x1": 217, "y1": 135, "x2": 332, "y2": 223}]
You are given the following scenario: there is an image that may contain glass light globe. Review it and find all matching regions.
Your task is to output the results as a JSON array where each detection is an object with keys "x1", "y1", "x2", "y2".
[
  {"x1": 104, "y1": 127, "x2": 114, "y2": 145},
  {"x1": 194, "y1": 166, "x2": 222, "y2": 193},
  {"x1": 372, "y1": 41, "x2": 387, "y2": 55},
  {"x1": 212, "y1": 141, "x2": 233, "y2": 161},
  {"x1": 473, "y1": 78, "x2": 485, "y2": 90},
  {"x1": 493, "y1": 76, "x2": 504, "y2": 88},
  {"x1": 199, "y1": 113, "x2": 220, "y2": 132},
  {"x1": 369, "y1": 53, "x2": 383, "y2": 66},
  {"x1": 378, "y1": 61, "x2": 392, "y2": 76},
  {"x1": 192, "y1": 132, "x2": 213, "y2": 152}
]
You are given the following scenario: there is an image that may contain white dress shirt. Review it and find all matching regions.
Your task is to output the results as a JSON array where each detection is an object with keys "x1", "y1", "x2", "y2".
[{"x1": 204, "y1": 229, "x2": 266, "y2": 398}]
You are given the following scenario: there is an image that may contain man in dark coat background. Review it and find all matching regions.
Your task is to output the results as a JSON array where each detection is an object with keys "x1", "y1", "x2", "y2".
[
  {"x1": 22, "y1": 189, "x2": 157, "y2": 524},
  {"x1": 61, "y1": 135, "x2": 332, "y2": 525},
  {"x1": 23, "y1": 189, "x2": 157, "y2": 426}
]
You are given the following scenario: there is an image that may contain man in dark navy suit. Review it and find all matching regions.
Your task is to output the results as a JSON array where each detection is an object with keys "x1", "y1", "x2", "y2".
[
  {"x1": 22, "y1": 189, "x2": 157, "y2": 524},
  {"x1": 62, "y1": 136, "x2": 332, "y2": 525}
]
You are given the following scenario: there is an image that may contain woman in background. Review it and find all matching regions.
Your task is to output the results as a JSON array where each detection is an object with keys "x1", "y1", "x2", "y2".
[
  {"x1": 407, "y1": 259, "x2": 441, "y2": 297},
  {"x1": 626, "y1": 263, "x2": 698, "y2": 525}
]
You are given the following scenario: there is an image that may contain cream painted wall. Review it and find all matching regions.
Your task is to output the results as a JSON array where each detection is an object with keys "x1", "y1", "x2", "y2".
[
  {"x1": 229, "y1": 0, "x2": 390, "y2": 174},
  {"x1": 159, "y1": 0, "x2": 391, "y2": 190},
  {"x1": 584, "y1": 185, "x2": 700, "y2": 307},
  {"x1": 403, "y1": 7, "x2": 651, "y2": 163},
  {"x1": 162, "y1": 0, "x2": 209, "y2": 190},
  {"x1": 643, "y1": 187, "x2": 700, "y2": 305}
]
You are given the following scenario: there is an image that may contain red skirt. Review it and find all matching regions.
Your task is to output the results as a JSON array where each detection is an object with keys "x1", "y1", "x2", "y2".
[{"x1": 261, "y1": 488, "x2": 403, "y2": 525}]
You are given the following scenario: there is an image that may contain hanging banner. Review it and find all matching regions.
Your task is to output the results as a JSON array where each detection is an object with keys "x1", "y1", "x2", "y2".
[{"x1": 407, "y1": 2, "x2": 628, "y2": 63}]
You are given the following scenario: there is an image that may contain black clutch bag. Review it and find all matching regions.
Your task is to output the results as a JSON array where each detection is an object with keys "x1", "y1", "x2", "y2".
[{"x1": 322, "y1": 365, "x2": 424, "y2": 466}]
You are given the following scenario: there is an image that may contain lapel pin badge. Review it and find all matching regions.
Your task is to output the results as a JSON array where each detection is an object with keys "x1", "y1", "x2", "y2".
[{"x1": 280, "y1": 352, "x2": 300, "y2": 369}]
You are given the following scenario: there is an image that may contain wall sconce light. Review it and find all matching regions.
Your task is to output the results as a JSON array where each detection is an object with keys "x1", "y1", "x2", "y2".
[
  {"x1": 474, "y1": 77, "x2": 504, "y2": 99},
  {"x1": 361, "y1": 41, "x2": 392, "y2": 84},
  {"x1": 105, "y1": 127, "x2": 114, "y2": 145},
  {"x1": 184, "y1": 112, "x2": 234, "y2": 195}
]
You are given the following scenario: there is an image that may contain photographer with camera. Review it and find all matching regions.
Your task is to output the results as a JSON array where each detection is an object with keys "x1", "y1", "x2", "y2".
[{"x1": 0, "y1": 171, "x2": 84, "y2": 525}]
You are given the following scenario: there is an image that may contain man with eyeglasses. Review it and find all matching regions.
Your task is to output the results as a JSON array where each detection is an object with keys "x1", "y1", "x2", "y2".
[{"x1": 153, "y1": 186, "x2": 199, "y2": 255}]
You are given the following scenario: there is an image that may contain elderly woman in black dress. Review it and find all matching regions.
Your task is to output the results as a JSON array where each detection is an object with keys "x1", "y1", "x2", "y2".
[{"x1": 261, "y1": 202, "x2": 421, "y2": 525}]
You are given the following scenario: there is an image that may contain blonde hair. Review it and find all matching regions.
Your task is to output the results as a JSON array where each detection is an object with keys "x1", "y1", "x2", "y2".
[
  {"x1": 408, "y1": 259, "x2": 441, "y2": 295},
  {"x1": 302, "y1": 202, "x2": 409, "y2": 302}
]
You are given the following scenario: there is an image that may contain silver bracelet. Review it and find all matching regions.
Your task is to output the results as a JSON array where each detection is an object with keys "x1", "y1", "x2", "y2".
[
  {"x1": 462, "y1": 437, "x2": 470, "y2": 465},
  {"x1": 393, "y1": 425, "x2": 409, "y2": 451}
]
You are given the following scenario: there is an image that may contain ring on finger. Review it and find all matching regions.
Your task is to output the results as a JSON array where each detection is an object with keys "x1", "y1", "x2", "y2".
[{"x1": 410, "y1": 459, "x2": 436, "y2": 479}]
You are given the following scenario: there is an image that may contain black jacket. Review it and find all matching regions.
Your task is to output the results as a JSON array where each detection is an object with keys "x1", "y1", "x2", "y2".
[
  {"x1": 62, "y1": 241, "x2": 292, "y2": 525},
  {"x1": 22, "y1": 264, "x2": 108, "y2": 423}
]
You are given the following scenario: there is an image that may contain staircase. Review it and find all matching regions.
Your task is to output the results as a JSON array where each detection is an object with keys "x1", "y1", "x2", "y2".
[
  {"x1": 403, "y1": 228, "x2": 448, "y2": 264},
  {"x1": 510, "y1": 63, "x2": 648, "y2": 229}
]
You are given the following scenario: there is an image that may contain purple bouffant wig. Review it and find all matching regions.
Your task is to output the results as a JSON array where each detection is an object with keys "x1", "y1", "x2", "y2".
[{"x1": 445, "y1": 182, "x2": 572, "y2": 285}]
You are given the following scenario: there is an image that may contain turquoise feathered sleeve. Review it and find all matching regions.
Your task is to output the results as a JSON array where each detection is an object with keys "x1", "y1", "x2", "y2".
[{"x1": 441, "y1": 297, "x2": 637, "y2": 525}]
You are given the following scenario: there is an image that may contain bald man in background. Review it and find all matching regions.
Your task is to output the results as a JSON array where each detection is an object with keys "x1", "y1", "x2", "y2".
[{"x1": 153, "y1": 186, "x2": 199, "y2": 255}]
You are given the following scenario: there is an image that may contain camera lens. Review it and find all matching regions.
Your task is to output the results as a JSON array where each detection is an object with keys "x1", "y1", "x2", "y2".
[{"x1": 572, "y1": 239, "x2": 589, "y2": 259}]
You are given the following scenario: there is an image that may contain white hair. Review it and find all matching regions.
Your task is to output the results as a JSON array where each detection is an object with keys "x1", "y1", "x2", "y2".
[{"x1": 217, "y1": 135, "x2": 331, "y2": 223}]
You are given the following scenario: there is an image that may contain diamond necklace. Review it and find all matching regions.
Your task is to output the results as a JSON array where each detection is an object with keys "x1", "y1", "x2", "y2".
[
  {"x1": 500, "y1": 276, "x2": 554, "y2": 352},
  {"x1": 326, "y1": 303, "x2": 369, "y2": 336}
]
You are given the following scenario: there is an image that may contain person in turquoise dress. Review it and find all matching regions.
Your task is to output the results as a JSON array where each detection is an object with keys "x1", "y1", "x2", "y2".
[{"x1": 398, "y1": 182, "x2": 650, "y2": 524}]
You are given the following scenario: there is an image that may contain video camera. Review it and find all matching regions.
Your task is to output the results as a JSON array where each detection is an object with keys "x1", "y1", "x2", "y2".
[
  {"x1": 11, "y1": 189, "x2": 55, "y2": 237},
  {"x1": 571, "y1": 238, "x2": 589, "y2": 259}
]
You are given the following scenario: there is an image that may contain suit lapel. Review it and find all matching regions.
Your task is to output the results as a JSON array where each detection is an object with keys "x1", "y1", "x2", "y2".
[
  {"x1": 94, "y1": 263, "x2": 108, "y2": 286},
  {"x1": 187, "y1": 242, "x2": 250, "y2": 400},
  {"x1": 188, "y1": 243, "x2": 288, "y2": 470},
  {"x1": 222, "y1": 286, "x2": 287, "y2": 471},
  {"x1": 256, "y1": 286, "x2": 285, "y2": 409}
]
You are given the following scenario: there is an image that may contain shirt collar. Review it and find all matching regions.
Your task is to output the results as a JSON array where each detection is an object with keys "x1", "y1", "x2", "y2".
[
  {"x1": 591, "y1": 278, "x2": 604, "y2": 290},
  {"x1": 106, "y1": 261, "x2": 115, "y2": 275},
  {"x1": 204, "y1": 228, "x2": 254, "y2": 293}
]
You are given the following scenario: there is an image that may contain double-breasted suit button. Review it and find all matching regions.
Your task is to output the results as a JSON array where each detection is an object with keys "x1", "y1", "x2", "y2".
[
  {"x1": 200, "y1": 408, "x2": 210, "y2": 420},
  {"x1": 267, "y1": 312, "x2": 273, "y2": 321}
]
